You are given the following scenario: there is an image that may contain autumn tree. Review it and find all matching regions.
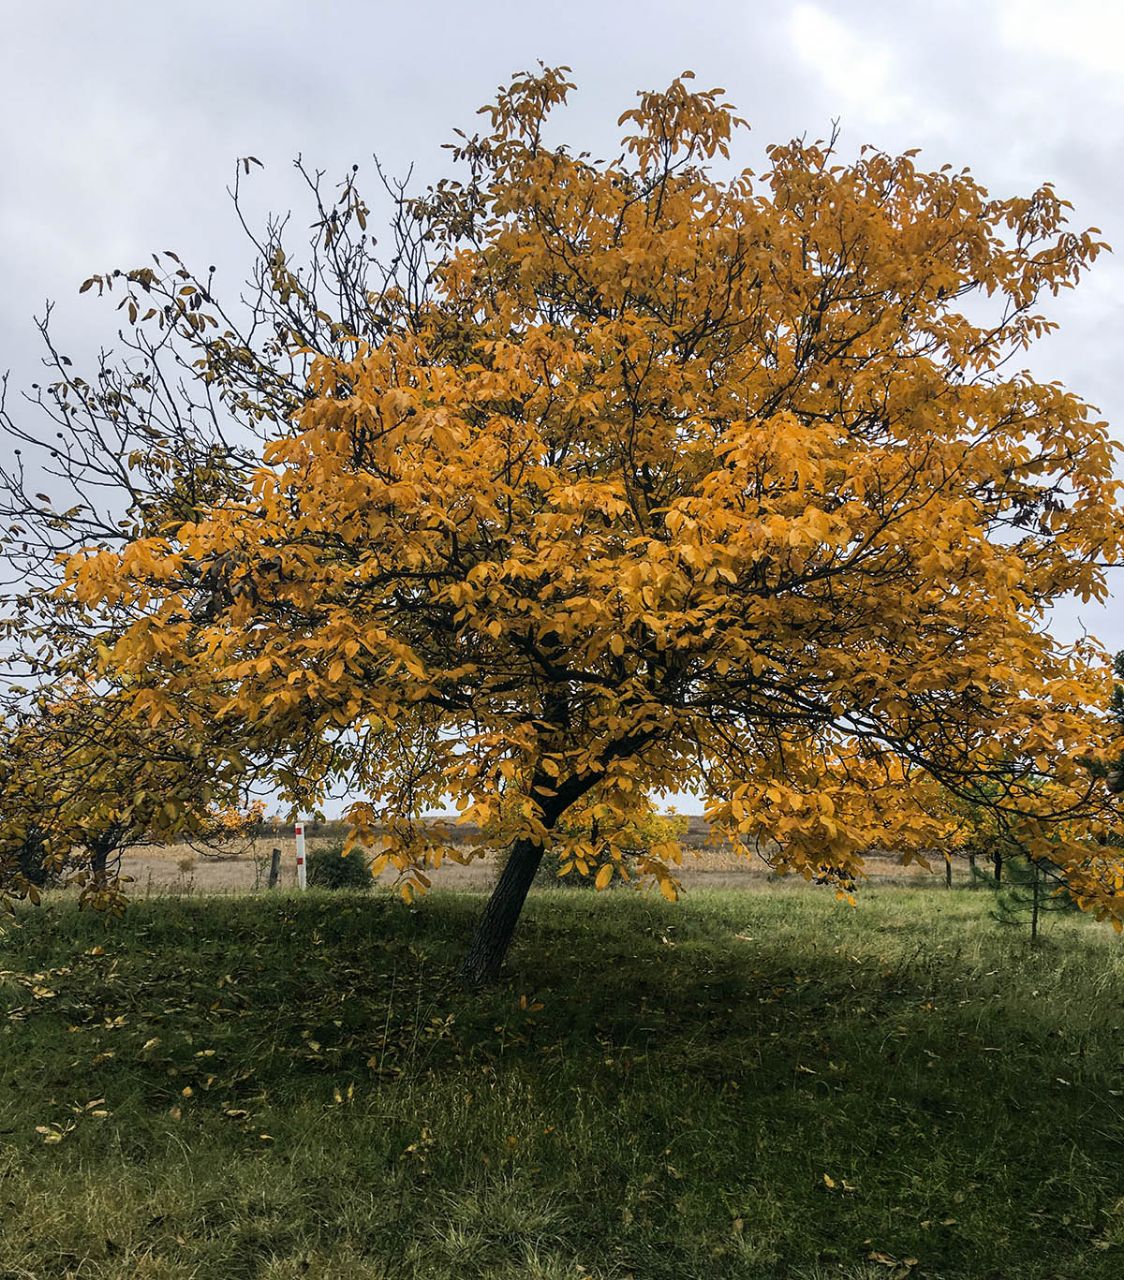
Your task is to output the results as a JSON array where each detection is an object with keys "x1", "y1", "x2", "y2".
[
  {"x1": 3, "y1": 68, "x2": 1123, "y2": 980},
  {"x1": 0, "y1": 674, "x2": 264, "y2": 908},
  {"x1": 0, "y1": 713, "x2": 54, "y2": 895}
]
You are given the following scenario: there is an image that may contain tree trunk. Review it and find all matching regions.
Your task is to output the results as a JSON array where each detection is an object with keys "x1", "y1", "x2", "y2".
[
  {"x1": 16, "y1": 830, "x2": 48, "y2": 887},
  {"x1": 267, "y1": 847, "x2": 282, "y2": 889},
  {"x1": 968, "y1": 852, "x2": 977, "y2": 884},
  {"x1": 1031, "y1": 860, "x2": 1040, "y2": 943},
  {"x1": 993, "y1": 849, "x2": 1002, "y2": 885},
  {"x1": 88, "y1": 829, "x2": 122, "y2": 891},
  {"x1": 945, "y1": 855, "x2": 953, "y2": 889},
  {"x1": 90, "y1": 843, "x2": 110, "y2": 884},
  {"x1": 458, "y1": 836, "x2": 545, "y2": 985}
]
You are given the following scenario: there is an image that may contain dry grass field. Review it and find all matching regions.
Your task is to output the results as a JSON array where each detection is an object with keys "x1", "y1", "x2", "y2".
[{"x1": 122, "y1": 830, "x2": 937, "y2": 897}]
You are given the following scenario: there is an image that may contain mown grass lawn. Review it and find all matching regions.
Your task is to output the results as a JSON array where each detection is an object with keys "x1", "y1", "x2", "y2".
[{"x1": 0, "y1": 884, "x2": 1121, "y2": 1279}]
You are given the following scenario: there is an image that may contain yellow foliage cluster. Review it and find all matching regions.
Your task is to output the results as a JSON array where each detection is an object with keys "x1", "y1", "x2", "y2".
[{"x1": 46, "y1": 69, "x2": 1124, "y2": 920}]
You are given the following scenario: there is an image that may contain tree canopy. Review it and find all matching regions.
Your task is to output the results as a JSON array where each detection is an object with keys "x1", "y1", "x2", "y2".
[
  {"x1": 0, "y1": 677, "x2": 261, "y2": 907},
  {"x1": 2, "y1": 67, "x2": 1122, "y2": 978}
]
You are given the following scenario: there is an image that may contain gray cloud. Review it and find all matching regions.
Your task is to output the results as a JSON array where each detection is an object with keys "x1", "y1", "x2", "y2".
[{"x1": 2, "y1": 0, "x2": 1120, "y2": 654}]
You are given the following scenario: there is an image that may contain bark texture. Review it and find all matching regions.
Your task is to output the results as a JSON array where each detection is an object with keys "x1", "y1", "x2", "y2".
[
  {"x1": 458, "y1": 836, "x2": 545, "y2": 985},
  {"x1": 90, "y1": 843, "x2": 110, "y2": 883}
]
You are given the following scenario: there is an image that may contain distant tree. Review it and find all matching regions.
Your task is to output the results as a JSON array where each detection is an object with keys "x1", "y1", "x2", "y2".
[
  {"x1": 949, "y1": 788, "x2": 1009, "y2": 886},
  {"x1": 994, "y1": 850, "x2": 1081, "y2": 942},
  {"x1": 2, "y1": 69, "x2": 1123, "y2": 979},
  {"x1": 0, "y1": 681, "x2": 258, "y2": 908},
  {"x1": 953, "y1": 652, "x2": 1124, "y2": 933}
]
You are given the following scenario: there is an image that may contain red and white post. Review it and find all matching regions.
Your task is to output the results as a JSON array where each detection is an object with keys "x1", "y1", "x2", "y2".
[{"x1": 295, "y1": 820, "x2": 307, "y2": 890}]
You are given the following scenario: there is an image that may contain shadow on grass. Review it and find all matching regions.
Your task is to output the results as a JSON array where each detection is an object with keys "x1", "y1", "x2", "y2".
[{"x1": 0, "y1": 886, "x2": 1121, "y2": 1279}]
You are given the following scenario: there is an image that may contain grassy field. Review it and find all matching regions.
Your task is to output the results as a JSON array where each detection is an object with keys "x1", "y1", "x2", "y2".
[{"x1": 0, "y1": 885, "x2": 1121, "y2": 1279}]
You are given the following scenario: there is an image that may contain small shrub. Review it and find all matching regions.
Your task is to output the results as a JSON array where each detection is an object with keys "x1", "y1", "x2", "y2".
[
  {"x1": 307, "y1": 841, "x2": 372, "y2": 890},
  {"x1": 532, "y1": 853, "x2": 593, "y2": 890}
]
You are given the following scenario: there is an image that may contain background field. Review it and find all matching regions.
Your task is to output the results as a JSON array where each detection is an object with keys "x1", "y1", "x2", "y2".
[
  {"x1": 1, "y1": 883, "x2": 1121, "y2": 1279},
  {"x1": 123, "y1": 819, "x2": 938, "y2": 896}
]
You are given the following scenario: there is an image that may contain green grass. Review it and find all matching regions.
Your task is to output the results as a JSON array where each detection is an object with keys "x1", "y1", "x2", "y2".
[{"x1": 0, "y1": 885, "x2": 1121, "y2": 1279}]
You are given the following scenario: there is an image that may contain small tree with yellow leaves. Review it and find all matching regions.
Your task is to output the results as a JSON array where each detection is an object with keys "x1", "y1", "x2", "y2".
[{"x1": 0, "y1": 682, "x2": 259, "y2": 909}]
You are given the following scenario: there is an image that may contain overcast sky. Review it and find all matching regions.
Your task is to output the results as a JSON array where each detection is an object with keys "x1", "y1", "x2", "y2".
[{"x1": 1, "y1": 1, "x2": 1121, "y2": 810}]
